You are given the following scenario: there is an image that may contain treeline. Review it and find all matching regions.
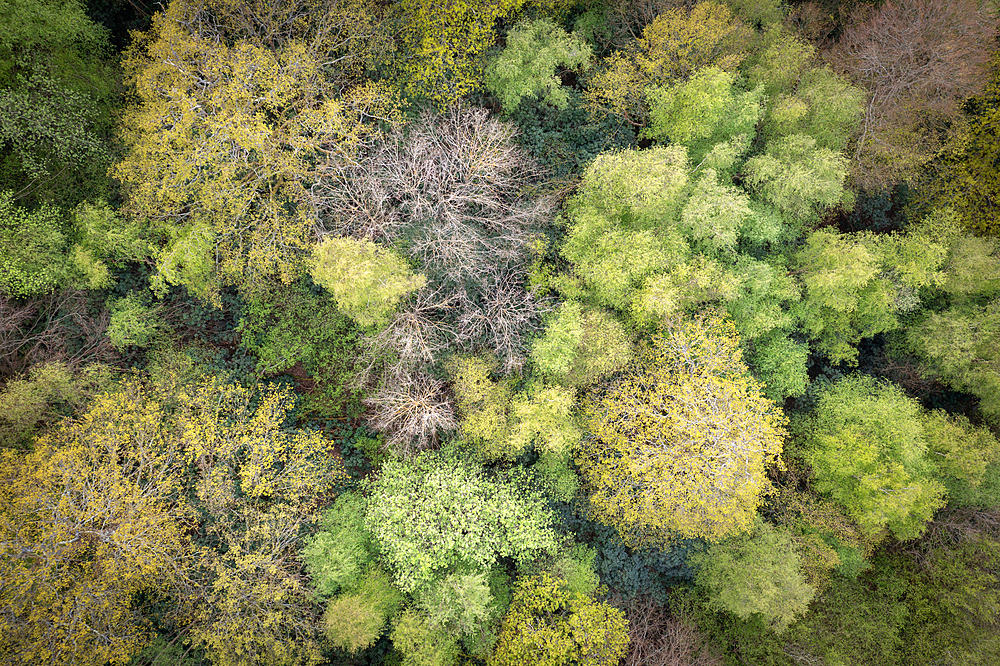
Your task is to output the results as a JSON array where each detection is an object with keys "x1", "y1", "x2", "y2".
[{"x1": 1, "y1": 1, "x2": 999, "y2": 665}]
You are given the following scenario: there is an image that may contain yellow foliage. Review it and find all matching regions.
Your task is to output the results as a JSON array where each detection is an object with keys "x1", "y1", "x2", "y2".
[
  {"x1": 585, "y1": 1, "x2": 751, "y2": 127},
  {"x1": 0, "y1": 387, "x2": 187, "y2": 666},
  {"x1": 0, "y1": 373, "x2": 348, "y2": 666},
  {"x1": 395, "y1": 0, "x2": 530, "y2": 108},
  {"x1": 115, "y1": 3, "x2": 400, "y2": 302},
  {"x1": 578, "y1": 315, "x2": 786, "y2": 545}
]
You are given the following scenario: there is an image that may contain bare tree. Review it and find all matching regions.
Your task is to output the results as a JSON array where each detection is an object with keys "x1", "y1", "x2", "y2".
[
  {"x1": 827, "y1": 0, "x2": 997, "y2": 189},
  {"x1": 624, "y1": 596, "x2": 723, "y2": 666},
  {"x1": 364, "y1": 367, "x2": 457, "y2": 458},
  {"x1": 314, "y1": 106, "x2": 555, "y2": 455}
]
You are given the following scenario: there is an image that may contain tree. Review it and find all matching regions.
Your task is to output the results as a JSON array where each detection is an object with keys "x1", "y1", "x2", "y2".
[
  {"x1": 529, "y1": 301, "x2": 633, "y2": 388},
  {"x1": 309, "y1": 236, "x2": 425, "y2": 328},
  {"x1": 644, "y1": 66, "x2": 763, "y2": 163},
  {"x1": 486, "y1": 18, "x2": 592, "y2": 113},
  {"x1": 804, "y1": 375, "x2": 947, "y2": 541},
  {"x1": 689, "y1": 521, "x2": 815, "y2": 632},
  {"x1": 0, "y1": 373, "x2": 349, "y2": 666},
  {"x1": 0, "y1": 383, "x2": 188, "y2": 666},
  {"x1": 490, "y1": 572, "x2": 629, "y2": 666},
  {"x1": 364, "y1": 450, "x2": 559, "y2": 593},
  {"x1": 578, "y1": 315, "x2": 786, "y2": 545},
  {"x1": 393, "y1": 0, "x2": 528, "y2": 108},
  {"x1": 115, "y1": 0, "x2": 398, "y2": 302},
  {"x1": 827, "y1": 0, "x2": 997, "y2": 189},
  {"x1": 744, "y1": 134, "x2": 851, "y2": 223},
  {"x1": 585, "y1": 1, "x2": 752, "y2": 128}
]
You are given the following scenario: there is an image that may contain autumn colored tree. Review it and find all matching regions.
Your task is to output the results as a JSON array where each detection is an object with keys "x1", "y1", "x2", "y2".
[
  {"x1": 827, "y1": 0, "x2": 997, "y2": 190},
  {"x1": 0, "y1": 372, "x2": 348, "y2": 666},
  {"x1": 579, "y1": 315, "x2": 786, "y2": 545},
  {"x1": 115, "y1": 0, "x2": 399, "y2": 302},
  {"x1": 490, "y1": 572, "x2": 629, "y2": 666}
]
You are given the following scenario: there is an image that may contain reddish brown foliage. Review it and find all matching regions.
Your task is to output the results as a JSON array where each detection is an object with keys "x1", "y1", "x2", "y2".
[{"x1": 827, "y1": 0, "x2": 997, "y2": 189}]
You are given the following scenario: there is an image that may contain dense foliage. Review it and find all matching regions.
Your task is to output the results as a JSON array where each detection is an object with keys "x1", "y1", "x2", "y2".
[{"x1": 2, "y1": 1, "x2": 1000, "y2": 665}]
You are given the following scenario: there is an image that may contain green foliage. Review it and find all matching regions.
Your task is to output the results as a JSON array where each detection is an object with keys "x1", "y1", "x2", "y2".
[
  {"x1": 795, "y1": 227, "x2": 947, "y2": 364},
  {"x1": 450, "y1": 356, "x2": 513, "y2": 459},
  {"x1": 920, "y1": 410, "x2": 1000, "y2": 487},
  {"x1": 364, "y1": 450, "x2": 559, "y2": 592},
  {"x1": 584, "y1": 1, "x2": 752, "y2": 128},
  {"x1": 804, "y1": 375, "x2": 947, "y2": 541},
  {"x1": 690, "y1": 522, "x2": 815, "y2": 632},
  {"x1": 490, "y1": 572, "x2": 629, "y2": 666},
  {"x1": 531, "y1": 302, "x2": 633, "y2": 387},
  {"x1": 560, "y1": 147, "x2": 690, "y2": 310},
  {"x1": 322, "y1": 566, "x2": 404, "y2": 654},
  {"x1": 309, "y1": 237, "x2": 425, "y2": 328},
  {"x1": 579, "y1": 316, "x2": 786, "y2": 544},
  {"x1": 747, "y1": 330, "x2": 810, "y2": 401},
  {"x1": 645, "y1": 66, "x2": 763, "y2": 163},
  {"x1": 745, "y1": 134, "x2": 851, "y2": 222},
  {"x1": 0, "y1": 362, "x2": 96, "y2": 449},
  {"x1": 302, "y1": 492, "x2": 375, "y2": 598},
  {"x1": 390, "y1": 610, "x2": 460, "y2": 666},
  {"x1": 107, "y1": 293, "x2": 163, "y2": 351},
  {"x1": 0, "y1": 192, "x2": 67, "y2": 296},
  {"x1": 237, "y1": 280, "x2": 363, "y2": 416},
  {"x1": 415, "y1": 569, "x2": 498, "y2": 656},
  {"x1": 507, "y1": 385, "x2": 581, "y2": 457},
  {"x1": 486, "y1": 18, "x2": 592, "y2": 113},
  {"x1": 905, "y1": 298, "x2": 1000, "y2": 422}
]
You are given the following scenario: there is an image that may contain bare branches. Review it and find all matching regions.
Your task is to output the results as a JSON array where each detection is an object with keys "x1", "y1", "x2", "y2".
[
  {"x1": 0, "y1": 291, "x2": 116, "y2": 381},
  {"x1": 827, "y1": 0, "x2": 997, "y2": 189},
  {"x1": 364, "y1": 368, "x2": 457, "y2": 458},
  {"x1": 623, "y1": 596, "x2": 722, "y2": 666},
  {"x1": 314, "y1": 106, "x2": 555, "y2": 455}
]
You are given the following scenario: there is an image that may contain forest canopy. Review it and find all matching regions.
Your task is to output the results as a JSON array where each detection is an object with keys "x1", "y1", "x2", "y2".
[{"x1": 2, "y1": 1, "x2": 1000, "y2": 665}]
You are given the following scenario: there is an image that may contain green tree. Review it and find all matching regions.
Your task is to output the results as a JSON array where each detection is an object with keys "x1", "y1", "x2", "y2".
[
  {"x1": 364, "y1": 450, "x2": 559, "y2": 592},
  {"x1": 690, "y1": 521, "x2": 815, "y2": 632},
  {"x1": 490, "y1": 572, "x2": 629, "y2": 666},
  {"x1": 309, "y1": 236, "x2": 425, "y2": 328},
  {"x1": 579, "y1": 315, "x2": 786, "y2": 545},
  {"x1": 486, "y1": 18, "x2": 592, "y2": 113},
  {"x1": 744, "y1": 134, "x2": 851, "y2": 223},
  {"x1": 321, "y1": 566, "x2": 404, "y2": 654},
  {"x1": 804, "y1": 375, "x2": 947, "y2": 541},
  {"x1": 644, "y1": 66, "x2": 763, "y2": 163}
]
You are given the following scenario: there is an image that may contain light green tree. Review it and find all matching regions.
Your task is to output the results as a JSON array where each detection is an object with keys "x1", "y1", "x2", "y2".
[
  {"x1": 690, "y1": 521, "x2": 815, "y2": 632},
  {"x1": 486, "y1": 18, "x2": 592, "y2": 112},
  {"x1": 364, "y1": 451, "x2": 559, "y2": 592},
  {"x1": 804, "y1": 375, "x2": 947, "y2": 541},
  {"x1": 309, "y1": 236, "x2": 425, "y2": 327}
]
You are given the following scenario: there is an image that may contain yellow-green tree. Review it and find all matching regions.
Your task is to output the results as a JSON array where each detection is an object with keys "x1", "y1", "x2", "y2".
[
  {"x1": 579, "y1": 315, "x2": 786, "y2": 545},
  {"x1": 490, "y1": 572, "x2": 629, "y2": 666},
  {"x1": 115, "y1": 0, "x2": 398, "y2": 302},
  {"x1": 585, "y1": 1, "x2": 751, "y2": 128},
  {"x1": 394, "y1": 0, "x2": 530, "y2": 108},
  {"x1": 0, "y1": 384, "x2": 188, "y2": 666},
  {"x1": 0, "y1": 373, "x2": 348, "y2": 666}
]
